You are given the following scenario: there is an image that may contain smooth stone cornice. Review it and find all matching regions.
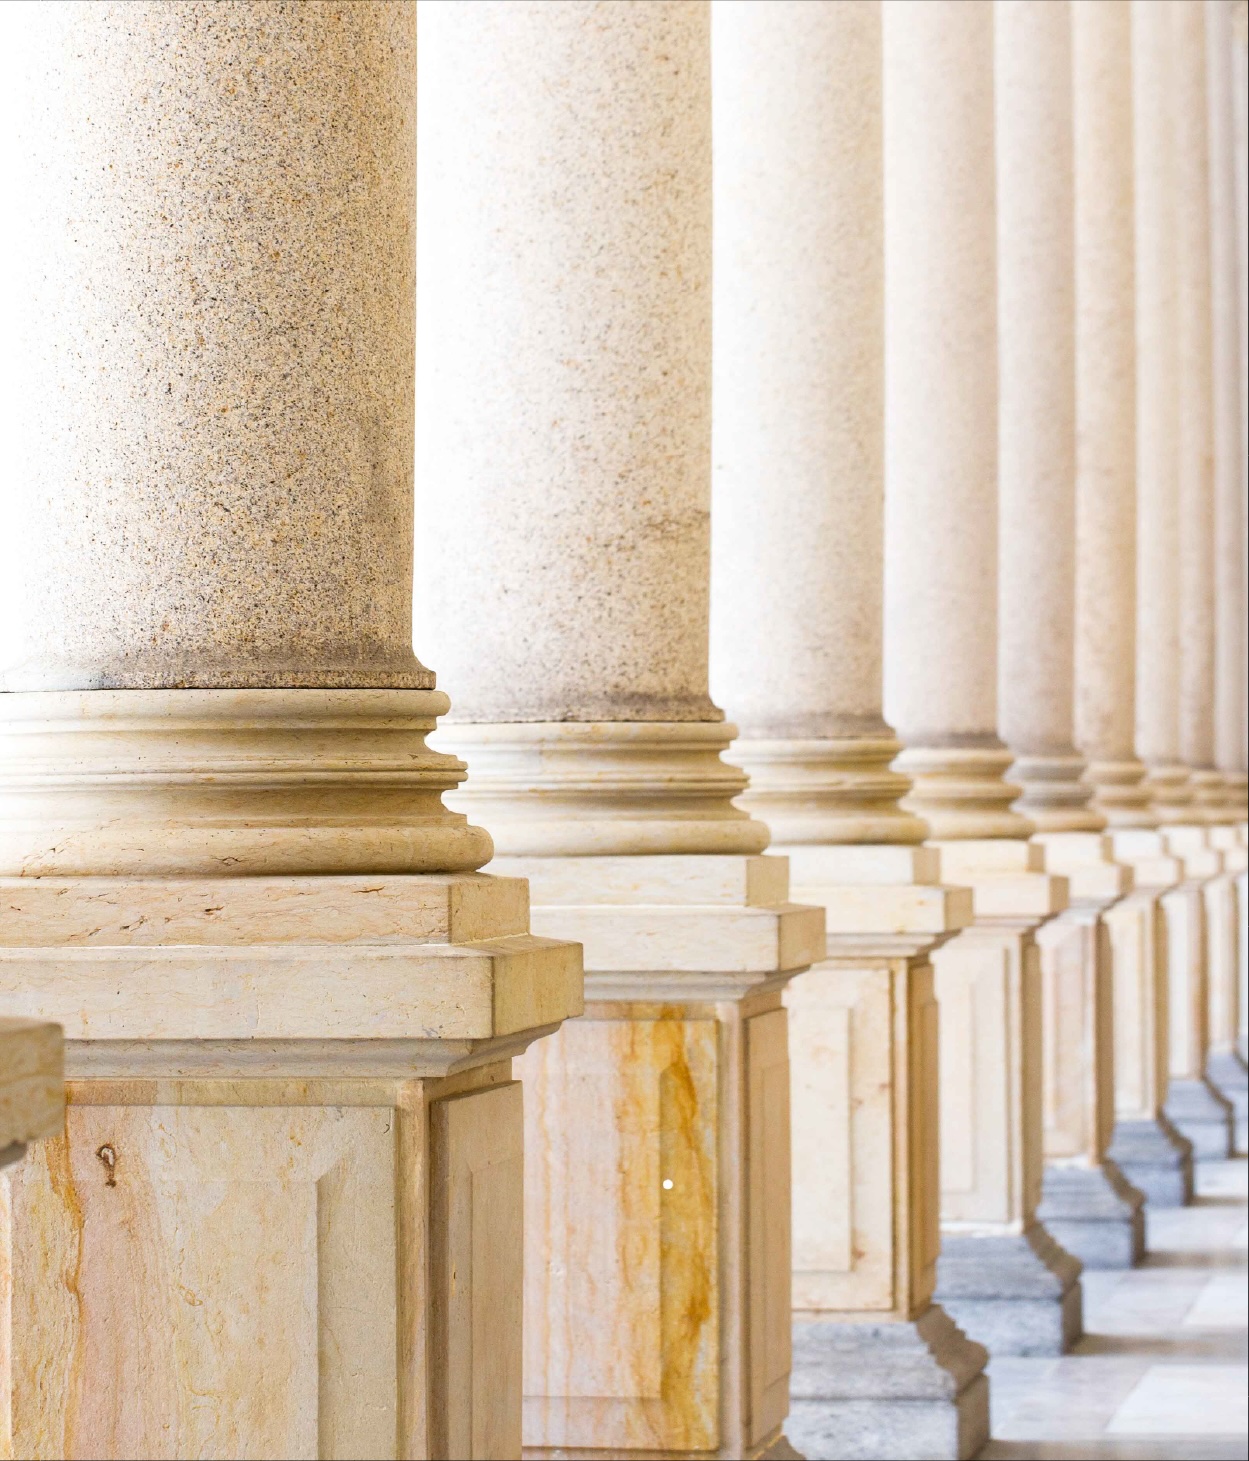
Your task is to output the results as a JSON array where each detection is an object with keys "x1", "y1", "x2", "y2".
[
  {"x1": 441, "y1": 720, "x2": 770, "y2": 858},
  {"x1": 0, "y1": 688, "x2": 493, "y2": 876},
  {"x1": 727, "y1": 736, "x2": 929, "y2": 846},
  {"x1": 896, "y1": 743, "x2": 1035, "y2": 842}
]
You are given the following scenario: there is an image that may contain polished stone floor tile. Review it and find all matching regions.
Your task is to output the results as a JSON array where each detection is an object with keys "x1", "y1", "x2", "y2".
[{"x1": 979, "y1": 1158, "x2": 1248, "y2": 1460}]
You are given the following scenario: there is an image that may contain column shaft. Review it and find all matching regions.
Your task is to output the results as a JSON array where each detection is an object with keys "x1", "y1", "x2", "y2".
[
  {"x1": 1174, "y1": 0, "x2": 1222, "y2": 814},
  {"x1": 1132, "y1": 0, "x2": 1190, "y2": 818}
]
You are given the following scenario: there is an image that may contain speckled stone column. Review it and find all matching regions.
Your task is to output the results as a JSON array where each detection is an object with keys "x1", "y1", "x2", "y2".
[
  {"x1": 0, "y1": 8, "x2": 582, "y2": 1457},
  {"x1": 996, "y1": 0, "x2": 1142, "y2": 1271},
  {"x1": 1231, "y1": 0, "x2": 1249, "y2": 1073},
  {"x1": 884, "y1": 0, "x2": 1077, "y2": 1358},
  {"x1": 416, "y1": 6, "x2": 822, "y2": 1457},
  {"x1": 1132, "y1": 0, "x2": 1236, "y2": 1163},
  {"x1": 1133, "y1": 0, "x2": 1193, "y2": 823},
  {"x1": 709, "y1": 5, "x2": 986, "y2": 1456},
  {"x1": 1174, "y1": 0, "x2": 1224, "y2": 821},
  {"x1": 1074, "y1": 0, "x2": 1194, "y2": 1210}
]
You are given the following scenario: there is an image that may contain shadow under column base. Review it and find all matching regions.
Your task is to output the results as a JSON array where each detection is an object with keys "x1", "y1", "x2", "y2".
[
  {"x1": 787, "y1": 1305, "x2": 989, "y2": 1461},
  {"x1": 1107, "y1": 1114, "x2": 1195, "y2": 1207},
  {"x1": 1036, "y1": 1160, "x2": 1146, "y2": 1268},
  {"x1": 934, "y1": 1224, "x2": 1083, "y2": 1357},
  {"x1": 1164, "y1": 1076, "x2": 1235, "y2": 1160},
  {"x1": 1205, "y1": 1049, "x2": 1248, "y2": 1154}
]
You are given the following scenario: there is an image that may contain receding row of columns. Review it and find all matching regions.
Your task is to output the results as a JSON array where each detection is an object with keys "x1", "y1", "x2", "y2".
[{"x1": 1, "y1": 2, "x2": 1246, "y2": 1460}]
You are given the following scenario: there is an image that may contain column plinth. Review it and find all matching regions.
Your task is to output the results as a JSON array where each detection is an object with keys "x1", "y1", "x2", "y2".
[
  {"x1": 884, "y1": 0, "x2": 1078, "y2": 1360},
  {"x1": 2, "y1": 8, "x2": 581, "y2": 1457}
]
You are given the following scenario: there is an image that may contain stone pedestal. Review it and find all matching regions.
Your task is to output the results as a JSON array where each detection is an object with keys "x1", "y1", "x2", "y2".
[
  {"x1": 1204, "y1": 826, "x2": 1248, "y2": 1147},
  {"x1": 0, "y1": 1017, "x2": 62, "y2": 1171},
  {"x1": 929, "y1": 841, "x2": 1082, "y2": 1357},
  {"x1": 1103, "y1": 830, "x2": 1194, "y2": 1207},
  {"x1": 1160, "y1": 826, "x2": 1236, "y2": 1158},
  {"x1": 772, "y1": 844, "x2": 987, "y2": 1461},
  {"x1": 1033, "y1": 834, "x2": 1144, "y2": 1267}
]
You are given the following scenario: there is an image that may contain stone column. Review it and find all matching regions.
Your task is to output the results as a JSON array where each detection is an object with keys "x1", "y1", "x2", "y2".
[
  {"x1": 0, "y1": 6, "x2": 581, "y2": 1457},
  {"x1": 1205, "y1": 0, "x2": 1249, "y2": 1143},
  {"x1": 709, "y1": 5, "x2": 986, "y2": 1457},
  {"x1": 883, "y1": 0, "x2": 1078, "y2": 1357},
  {"x1": 1232, "y1": 1, "x2": 1249, "y2": 1069},
  {"x1": 0, "y1": 1018, "x2": 62, "y2": 1171},
  {"x1": 1131, "y1": 0, "x2": 1235, "y2": 1164},
  {"x1": 996, "y1": 0, "x2": 1143, "y2": 1271},
  {"x1": 415, "y1": 6, "x2": 822, "y2": 1457},
  {"x1": 1073, "y1": 0, "x2": 1195, "y2": 1210}
]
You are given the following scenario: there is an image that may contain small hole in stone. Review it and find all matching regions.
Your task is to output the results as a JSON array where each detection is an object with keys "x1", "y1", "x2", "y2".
[{"x1": 662, "y1": 1178, "x2": 674, "y2": 1190}]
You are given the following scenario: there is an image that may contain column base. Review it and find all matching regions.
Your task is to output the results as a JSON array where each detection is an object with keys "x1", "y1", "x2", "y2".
[
  {"x1": 1204, "y1": 1049, "x2": 1249, "y2": 1152},
  {"x1": 1107, "y1": 1115, "x2": 1195, "y2": 1207},
  {"x1": 1164, "y1": 1077, "x2": 1235, "y2": 1160},
  {"x1": 787, "y1": 1306, "x2": 989, "y2": 1461},
  {"x1": 935, "y1": 1225, "x2": 1083, "y2": 1357},
  {"x1": 1036, "y1": 1162, "x2": 1146, "y2": 1268}
]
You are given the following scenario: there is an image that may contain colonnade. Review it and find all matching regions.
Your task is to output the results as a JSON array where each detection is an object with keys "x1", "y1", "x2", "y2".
[{"x1": 0, "y1": 2, "x2": 1245, "y2": 1460}]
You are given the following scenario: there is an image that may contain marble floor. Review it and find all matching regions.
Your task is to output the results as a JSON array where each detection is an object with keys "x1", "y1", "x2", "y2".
[{"x1": 980, "y1": 1158, "x2": 1248, "y2": 1460}]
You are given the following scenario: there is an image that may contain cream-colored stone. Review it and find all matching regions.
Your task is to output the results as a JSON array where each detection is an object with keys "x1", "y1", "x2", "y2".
[
  {"x1": 1132, "y1": 0, "x2": 1194, "y2": 821},
  {"x1": 414, "y1": 0, "x2": 715, "y2": 726},
  {"x1": 518, "y1": 997, "x2": 792, "y2": 1459},
  {"x1": 3, "y1": 8, "x2": 583, "y2": 1459},
  {"x1": 997, "y1": 0, "x2": 1101, "y2": 835},
  {"x1": 1207, "y1": 0, "x2": 1249, "y2": 817},
  {"x1": 4, "y1": 1067, "x2": 525, "y2": 1460},
  {"x1": 0, "y1": 689, "x2": 493, "y2": 878},
  {"x1": 709, "y1": 7, "x2": 987, "y2": 1450},
  {"x1": 883, "y1": 0, "x2": 1029, "y2": 840},
  {"x1": 1105, "y1": 831, "x2": 1183, "y2": 1128},
  {"x1": 1073, "y1": 0, "x2": 1154, "y2": 828},
  {"x1": 1173, "y1": 1, "x2": 1223, "y2": 813},
  {"x1": 930, "y1": 842, "x2": 1068, "y2": 1235},
  {"x1": 1033, "y1": 836, "x2": 1130, "y2": 1177},
  {"x1": 413, "y1": 6, "x2": 815, "y2": 1453},
  {"x1": 0, "y1": 1019, "x2": 63, "y2": 1167},
  {"x1": 436, "y1": 721, "x2": 767, "y2": 859},
  {"x1": 708, "y1": 0, "x2": 892, "y2": 755},
  {"x1": 7, "y1": 2, "x2": 426, "y2": 692}
]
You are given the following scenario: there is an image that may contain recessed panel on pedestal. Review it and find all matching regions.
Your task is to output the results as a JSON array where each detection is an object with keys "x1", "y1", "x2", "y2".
[
  {"x1": 788, "y1": 967, "x2": 894, "y2": 1312},
  {"x1": 2, "y1": 1097, "x2": 399, "y2": 1460},
  {"x1": 519, "y1": 1015, "x2": 719, "y2": 1454}
]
